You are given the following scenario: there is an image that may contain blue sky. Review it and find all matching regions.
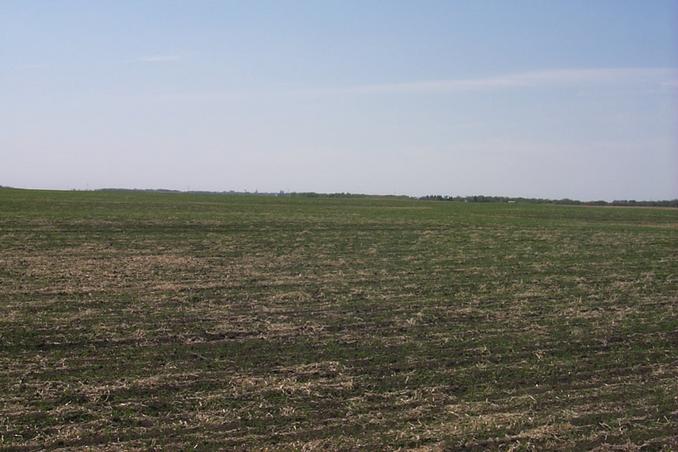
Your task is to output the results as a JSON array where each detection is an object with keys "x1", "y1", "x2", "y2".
[{"x1": 2, "y1": 1, "x2": 677, "y2": 199}]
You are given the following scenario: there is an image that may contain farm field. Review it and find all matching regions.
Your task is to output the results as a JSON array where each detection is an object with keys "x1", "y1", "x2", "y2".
[{"x1": 0, "y1": 188, "x2": 676, "y2": 450}]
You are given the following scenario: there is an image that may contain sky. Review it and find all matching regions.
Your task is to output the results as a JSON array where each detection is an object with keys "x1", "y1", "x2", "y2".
[{"x1": 1, "y1": 0, "x2": 677, "y2": 200}]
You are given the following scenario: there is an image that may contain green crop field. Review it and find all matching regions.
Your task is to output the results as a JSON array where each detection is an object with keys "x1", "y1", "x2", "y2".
[{"x1": 1, "y1": 188, "x2": 676, "y2": 450}]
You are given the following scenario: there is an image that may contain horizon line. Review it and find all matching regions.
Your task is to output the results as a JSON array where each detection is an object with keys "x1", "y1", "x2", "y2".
[{"x1": 2, "y1": 185, "x2": 676, "y2": 204}]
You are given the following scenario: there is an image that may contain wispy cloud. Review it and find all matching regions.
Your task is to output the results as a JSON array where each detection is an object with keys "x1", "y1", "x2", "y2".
[
  {"x1": 11, "y1": 63, "x2": 48, "y2": 70},
  {"x1": 329, "y1": 67, "x2": 678, "y2": 95},
  {"x1": 134, "y1": 67, "x2": 678, "y2": 103},
  {"x1": 135, "y1": 55, "x2": 182, "y2": 63}
]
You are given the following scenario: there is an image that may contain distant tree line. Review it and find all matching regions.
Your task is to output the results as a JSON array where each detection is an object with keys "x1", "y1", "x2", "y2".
[
  {"x1": 283, "y1": 192, "x2": 410, "y2": 199},
  {"x1": 4, "y1": 186, "x2": 676, "y2": 207},
  {"x1": 419, "y1": 195, "x2": 678, "y2": 208},
  {"x1": 94, "y1": 189, "x2": 409, "y2": 199}
]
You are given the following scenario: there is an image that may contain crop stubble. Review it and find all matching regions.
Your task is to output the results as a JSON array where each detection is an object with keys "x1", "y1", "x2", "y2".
[{"x1": 0, "y1": 189, "x2": 676, "y2": 449}]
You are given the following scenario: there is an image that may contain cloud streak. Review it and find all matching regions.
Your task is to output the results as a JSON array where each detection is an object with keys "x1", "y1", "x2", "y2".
[
  {"x1": 135, "y1": 55, "x2": 182, "y2": 63},
  {"x1": 331, "y1": 67, "x2": 678, "y2": 95},
  {"x1": 135, "y1": 67, "x2": 678, "y2": 103}
]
